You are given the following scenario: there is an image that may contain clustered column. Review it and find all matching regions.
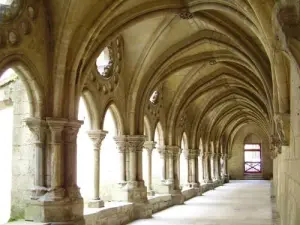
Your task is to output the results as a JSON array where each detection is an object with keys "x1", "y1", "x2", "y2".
[
  {"x1": 46, "y1": 118, "x2": 68, "y2": 200},
  {"x1": 173, "y1": 146, "x2": 181, "y2": 192},
  {"x1": 204, "y1": 151, "x2": 213, "y2": 184},
  {"x1": 87, "y1": 130, "x2": 107, "y2": 208},
  {"x1": 24, "y1": 117, "x2": 47, "y2": 199},
  {"x1": 223, "y1": 153, "x2": 229, "y2": 183},
  {"x1": 64, "y1": 120, "x2": 84, "y2": 199},
  {"x1": 189, "y1": 149, "x2": 198, "y2": 187},
  {"x1": 198, "y1": 151, "x2": 205, "y2": 183},
  {"x1": 210, "y1": 152, "x2": 216, "y2": 181},
  {"x1": 114, "y1": 136, "x2": 127, "y2": 184},
  {"x1": 143, "y1": 141, "x2": 156, "y2": 196},
  {"x1": 183, "y1": 149, "x2": 190, "y2": 187},
  {"x1": 158, "y1": 147, "x2": 167, "y2": 183}
]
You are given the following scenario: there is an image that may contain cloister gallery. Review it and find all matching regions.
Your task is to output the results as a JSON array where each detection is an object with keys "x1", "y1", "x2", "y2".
[{"x1": 0, "y1": 0, "x2": 299, "y2": 224}]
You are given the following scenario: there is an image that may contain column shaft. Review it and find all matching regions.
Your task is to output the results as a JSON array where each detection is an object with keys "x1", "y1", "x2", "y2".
[{"x1": 87, "y1": 130, "x2": 107, "y2": 202}]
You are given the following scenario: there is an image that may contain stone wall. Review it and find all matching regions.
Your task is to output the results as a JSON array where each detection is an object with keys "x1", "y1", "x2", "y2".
[
  {"x1": 273, "y1": 61, "x2": 300, "y2": 225},
  {"x1": 84, "y1": 203, "x2": 134, "y2": 225},
  {"x1": 149, "y1": 195, "x2": 173, "y2": 213},
  {"x1": 229, "y1": 124, "x2": 272, "y2": 180},
  {"x1": 0, "y1": 77, "x2": 34, "y2": 219}
]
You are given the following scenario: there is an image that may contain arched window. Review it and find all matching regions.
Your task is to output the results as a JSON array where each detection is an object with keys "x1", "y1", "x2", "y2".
[
  {"x1": 77, "y1": 97, "x2": 94, "y2": 201},
  {"x1": 244, "y1": 134, "x2": 262, "y2": 174},
  {"x1": 100, "y1": 107, "x2": 118, "y2": 201},
  {"x1": 244, "y1": 144, "x2": 262, "y2": 173}
]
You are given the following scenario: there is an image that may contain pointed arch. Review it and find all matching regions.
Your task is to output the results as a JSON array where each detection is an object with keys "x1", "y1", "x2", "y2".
[
  {"x1": 154, "y1": 121, "x2": 164, "y2": 146},
  {"x1": 81, "y1": 89, "x2": 100, "y2": 129},
  {"x1": 181, "y1": 132, "x2": 188, "y2": 150},
  {"x1": 101, "y1": 102, "x2": 124, "y2": 135},
  {"x1": 0, "y1": 55, "x2": 45, "y2": 118}
]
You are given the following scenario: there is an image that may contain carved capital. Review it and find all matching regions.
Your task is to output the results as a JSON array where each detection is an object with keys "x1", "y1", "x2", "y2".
[
  {"x1": 87, "y1": 130, "x2": 108, "y2": 150},
  {"x1": 24, "y1": 117, "x2": 47, "y2": 144},
  {"x1": 46, "y1": 118, "x2": 68, "y2": 144},
  {"x1": 143, "y1": 141, "x2": 156, "y2": 152},
  {"x1": 64, "y1": 120, "x2": 83, "y2": 143},
  {"x1": 114, "y1": 135, "x2": 127, "y2": 153},
  {"x1": 126, "y1": 135, "x2": 145, "y2": 152},
  {"x1": 189, "y1": 149, "x2": 198, "y2": 159}
]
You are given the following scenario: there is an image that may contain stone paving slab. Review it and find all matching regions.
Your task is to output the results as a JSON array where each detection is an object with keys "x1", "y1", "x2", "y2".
[{"x1": 129, "y1": 180, "x2": 278, "y2": 225}]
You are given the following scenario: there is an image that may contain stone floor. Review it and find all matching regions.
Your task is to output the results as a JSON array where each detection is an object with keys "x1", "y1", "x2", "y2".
[{"x1": 129, "y1": 180, "x2": 279, "y2": 225}]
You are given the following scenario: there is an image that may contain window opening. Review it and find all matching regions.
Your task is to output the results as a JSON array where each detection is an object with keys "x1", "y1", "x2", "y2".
[
  {"x1": 244, "y1": 144, "x2": 261, "y2": 173},
  {"x1": 96, "y1": 47, "x2": 112, "y2": 76},
  {"x1": 0, "y1": 0, "x2": 13, "y2": 6},
  {"x1": 149, "y1": 91, "x2": 159, "y2": 105}
]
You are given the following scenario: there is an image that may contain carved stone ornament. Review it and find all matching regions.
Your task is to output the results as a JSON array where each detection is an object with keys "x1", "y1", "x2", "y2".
[
  {"x1": 27, "y1": 5, "x2": 36, "y2": 20},
  {"x1": 0, "y1": 0, "x2": 23, "y2": 24},
  {"x1": 274, "y1": 113, "x2": 290, "y2": 146},
  {"x1": 150, "y1": 90, "x2": 159, "y2": 105},
  {"x1": 20, "y1": 20, "x2": 30, "y2": 34},
  {"x1": 179, "y1": 8, "x2": 193, "y2": 20},
  {"x1": 87, "y1": 130, "x2": 108, "y2": 150},
  {"x1": 8, "y1": 31, "x2": 18, "y2": 45}
]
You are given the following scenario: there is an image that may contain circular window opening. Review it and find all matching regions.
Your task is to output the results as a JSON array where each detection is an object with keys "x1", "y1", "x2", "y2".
[
  {"x1": 96, "y1": 47, "x2": 112, "y2": 77},
  {"x1": 0, "y1": 0, "x2": 22, "y2": 23}
]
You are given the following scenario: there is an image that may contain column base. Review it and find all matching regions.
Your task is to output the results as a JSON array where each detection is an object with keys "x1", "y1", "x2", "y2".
[
  {"x1": 25, "y1": 197, "x2": 84, "y2": 224},
  {"x1": 171, "y1": 190, "x2": 185, "y2": 205},
  {"x1": 224, "y1": 174, "x2": 229, "y2": 183},
  {"x1": 133, "y1": 203, "x2": 152, "y2": 219},
  {"x1": 88, "y1": 199, "x2": 104, "y2": 208},
  {"x1": 113, "y1": 181, "x2": 148, "y2": 203},
  {"x1": 204, "y1": 180, "x2": 215, "y2": 190}
]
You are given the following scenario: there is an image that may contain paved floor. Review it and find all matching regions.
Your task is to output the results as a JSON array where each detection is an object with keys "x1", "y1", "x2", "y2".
[{"x1": 129, "y1": 180, "x2": 278, "y2": 225}]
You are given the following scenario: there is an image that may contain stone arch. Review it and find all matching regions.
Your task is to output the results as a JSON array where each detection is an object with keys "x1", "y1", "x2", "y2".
[
  {"x1": 81, "y1": 89, "x2": 100, "y2": 129},
  {"x1": 101, "y1": 101, "x2": 124, "y2": 135},
  {"x1": 0, "y1": 56, "x2": 44, "y2": 118},
  {"x1": 154, "y1": 121, "x2": 164, "y2": 146},
  {"x1": 0, "y1": 58, "x2": 44, "y2": 221}
]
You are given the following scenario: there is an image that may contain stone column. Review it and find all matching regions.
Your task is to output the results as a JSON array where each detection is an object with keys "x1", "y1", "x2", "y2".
[
  {"x1": 144, "y1": 141, "x2": 156, "y2": 196},
  {"x1": 171, "y1": 146, "x2": 185, "y2": 204},
  {"x1": 24, "y1": 117, "x2": 48, "y2": 199},
  {"x1": 25, "y1": 118, "x2": 85, "y2": 224},
  {"x1": 166, "y1": 147, "x2": 174, "y2": 184},
  {"x1": 198, "y1": 151, "x2": 204, "y2": 183},
  {"x1": 87, "y1": 130, "x2": 107, "y2": 208},
  {"x1": 189, "y1": 149, "x2": 198, "y2": 187},
  {"x1": 158, "y1": 147, "x2": 167, "y2": 182},
  {"x1": 64, "y1": 120, "x2": 84, "y2": 200},
  {"x1": 172, "y1": 146, "x2": 181, "y2": 191},
  {"x1": 114, "y1": 136, "x2": 127, "y2": 185},
  {"x1": 224, "y1": 153, "x2": 229, "y2": 183},
  {"x1": 127, "y1": 135, "x2": 145, "y2": 186},
  {"x1": 183, "y1": 149, "x2": 190, "y2": 187},
  {"x1": 46, "y1": 118, "x2": 68, "y2": 200},
  {"x1": 215, "y1": 153, "x2": 221, "y2": 181},
  {"x1": 205, "y1": 152, "x2": 213, "y2": 184},
  {"x1": 210, "y1": 152, "x2": 216, "y2": 181}
]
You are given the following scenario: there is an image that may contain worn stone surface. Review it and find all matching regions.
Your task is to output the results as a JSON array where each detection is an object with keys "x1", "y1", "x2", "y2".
[{"x1": 129, "y1": 180, "x2": 277, "y2": 225}]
